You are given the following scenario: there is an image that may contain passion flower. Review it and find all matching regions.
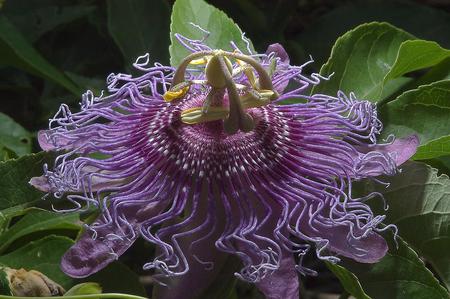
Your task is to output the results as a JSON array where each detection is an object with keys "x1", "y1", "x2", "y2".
[{"x1": 31, "y1": 37, "x2": 418, "y2": 299}]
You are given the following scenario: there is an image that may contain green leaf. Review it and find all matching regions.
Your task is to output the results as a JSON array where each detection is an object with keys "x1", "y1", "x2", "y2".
[
  {"x1": 380, "y1": 80, "x2": 450, "y2": 159},
  {"x1": 169, "y1": 0, "x2": 254, "y2": 66},
  {"x1": 384, "y1": 40, "x2": 450, "y2": 82},
  {"x1": 325, "y1": 262, "x2": 371, "y2": 299},
  {"x1": 329, "y1": 235, "x2": 449, "y2": 299},
  {"x1": 296, "y1": 1, "x2": 450, "y2": 68},
  {"x1": 0, "y1": 112, "x2": 31, "y2": 159},
  {"x1": 0, "y1": 266, "x2": 12, "y2": 296},
  {"x1": 107, "y1": 0, "x2": 170, "y2": 67},
  {"x1": 379, "y1": 76, "x2": 414, "y2": 100},
  {"x1": 414, "y1": 57, "x2": 450, "y2": 87},
  {"x1": 414, "y1": 136, "x2": 450, "y2": 160},
  {"x1": 0, "y1": 209, "x2": 80, "y2": 254},
  {"x1": 0, "y1": 15, "x2": 80, "y2": 95},
  {"x1": 362, "y1": 161, "x2": 450, "y2": 288},
  {"x1": 312, "y1": 22, "x2": 414, "y2": 101},
  {"x1": 64, "y1": 282, "x2": 102, "y2": 296},
  {"x1": 85, "y1": 262, "x2": 146, "y2": 297},
  {"x1": 0, "y1": 152, "x2": 55, "y2": 210},
  {"x1": 313, "y1": 23, "x2": 450, "y2": 103},
  {"x1": 0, "y1": 206, "x2": 31, "y2": 234},
  {"x1": 0, "y1": 235, "x2": 75, "y2": 289}
]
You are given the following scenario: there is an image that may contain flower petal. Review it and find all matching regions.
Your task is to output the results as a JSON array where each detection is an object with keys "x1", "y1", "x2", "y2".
[
  {"x1": 304, "y1": 223, "x2": 388, "y2": 263},
  {"x1": 37, "y1": 130, "x2": 57, "y2": 151},
  {"x1": 153, "y1": 199, "x2": 229, "y2": 299},
  {"x1": 256, "y1": 249, "x2": 299, "y2": 299},
  {"x1": 370, "y1": 134, "x2": 419, "y2": 166},
  {"x1": 266, "y1": 43, "x2": 290, "y2": 64},
  {"x1": 61, "y1": 221, "x2": 134, "y2": 278},
  {"x1": 29, "y1": 166, "x2": 126, "y2": 193},
  {"x1": 356, "y1": 135, "x2": 419, "y2": 177},
  {"x1": 152, "y1": 235, "x2": 228, "y2": 299},
  {"x1": 29, "y1": 176, "x2": 51, "y2": 193},
  {"x1": 61, "y1": 201, "x2": 167, "y2": 278},
  {"x1": 266, "y1": 43, "x2": 290, "y2": 94}
]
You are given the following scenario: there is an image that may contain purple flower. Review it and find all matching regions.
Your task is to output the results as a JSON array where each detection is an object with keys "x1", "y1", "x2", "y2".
[{"x1": 31, "y1": 37, "x2": 418, "y2": 299}]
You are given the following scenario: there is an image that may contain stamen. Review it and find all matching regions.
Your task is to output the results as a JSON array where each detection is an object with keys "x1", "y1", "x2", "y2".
[
  {"x1": 241, "y1": 90, "x2": 275, "y2": 109},
  {"x1": 181, "y1": 107, "x2": 228, "y2": 124},
  {"x1": 190, "y1": 57, "x2": 209, "y2": 65},
  {"x1": 163, "y1": 81, "x2": 191, "y2": 102},
  {"x1": 179, "y1": 89, "x2": 276, "y2": 125},
  {"x1": 234, "y1": 55, "x2": 257, "y2": 89},
  {"x1": 163, "y1": 86, "x2": 189, "y2": 102},
  {"x1": 165, "y1": 49, "x2": 280, "y2": 132}
]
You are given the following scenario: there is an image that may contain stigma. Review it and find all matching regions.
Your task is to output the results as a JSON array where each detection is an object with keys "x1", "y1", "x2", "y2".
[{"x1": 163, "y1": 50, "x2": 278, "y2": 134}]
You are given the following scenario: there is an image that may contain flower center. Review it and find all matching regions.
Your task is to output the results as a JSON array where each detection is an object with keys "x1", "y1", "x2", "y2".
[{"x1": 163, "y1": 50, "x2": 278, "y2": 134}]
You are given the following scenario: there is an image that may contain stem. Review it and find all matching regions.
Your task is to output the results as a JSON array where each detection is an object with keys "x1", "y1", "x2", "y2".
[{"x1": 0, "y1": 294, "x2": 148, "y2": 299}]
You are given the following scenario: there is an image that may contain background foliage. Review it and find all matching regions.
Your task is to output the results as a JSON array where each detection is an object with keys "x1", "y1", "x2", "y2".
[{"x1": 0, "y1": 0, "x2": 449, "y2": 298}]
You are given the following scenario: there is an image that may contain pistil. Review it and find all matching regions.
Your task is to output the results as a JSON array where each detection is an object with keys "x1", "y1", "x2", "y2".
[{"x1": 164, "y1": 50, "x2": 278, "y2": 134}]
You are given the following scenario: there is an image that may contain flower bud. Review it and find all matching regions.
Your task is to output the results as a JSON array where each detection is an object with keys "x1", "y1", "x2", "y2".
[{"x1": 0, "y1": 267, "x2": 65, "y2": 297}]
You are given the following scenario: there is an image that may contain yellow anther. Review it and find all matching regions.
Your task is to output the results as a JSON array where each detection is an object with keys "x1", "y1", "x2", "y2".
[
  {"x1": 234, "y1": 55, "x2": 257, "y2": 89},
  {"x1": 163, "y1": 86, "x2": 189, "y2": 102},
  {"x1": 181, "y1": 106, "x2": 229, "y2": 124},
  {"x1": 241, "y1": 89, "x2": 276, "y2": 109},
  {"x1": 189, "y1": 56, "x2": 210, "y2": 65},
  {"x1": 168, "y1": 49, "x2": 278, "y2": 132},
  {"x1": 268, "y1": 58, "x2": 277, "y2": 78},
  {"x1": 259, "y1": 89, "x2": 277, "y2": 99}
]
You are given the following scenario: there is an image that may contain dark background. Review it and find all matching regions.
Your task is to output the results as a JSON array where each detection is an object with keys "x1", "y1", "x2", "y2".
[{"x1": 0, "y1": 1, "x2": 449, "y2": 296}]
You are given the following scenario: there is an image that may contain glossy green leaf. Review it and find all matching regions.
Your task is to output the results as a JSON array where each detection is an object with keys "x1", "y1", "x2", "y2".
[
  {"x1": 361, "y1": 161, "x2": 450, "y2": 288},
  {"x1": 312, "y1": 22, "x2": 413, "y2": 100},
  {"x1": 64, "y1": 282, "x2": 102, "y2": 296},
  {"x1": 0, "y1": 209, "x2": 80, "y2": 254},
  {"x1": 379, "y1": 76, "x2": 413, "y2": 100},
  {"x1": 415, "y1": 57, "x2": 450, "y2": 87},
  {"x1": 0, "y1": 15, "x2": 80, "y2": 95},
  {"x1": 0, "y1": 267, "x2": 12, "y2": 296},
  {"x1": 0, "y1": 206, "x2": 32, "y2": 235},
  {"x1": 0, "y1": 152, "x2": 55, "y2": 210},
  {"x1": 0, "y1": 112, "x2": 31, "y2": 160},
  {"x1": 107, "y1": 0, "x2": 170, "y2": 67},
  {"x1": 313, "y1": 23, "x2": 450, "y2": 103},
  {"x1": 169, "y1": 0, "x2": 254, "y2": 66},
  {"x1": 384, "y1": 40, "x2": 450, "y2": 81},
  {"x1": 0, "y1": 236, "x2": 75, "y2": 289},
  {"x1": 329, "y1": 235, "x2": 449, "y2": 299},
  {"x1": 380, "y1": 80, "x2": 450, "y2": 159},
  {"x1": 325, "y1": 262, "x2": 370, "y2": 299},
  {"x1": 414, "y1": 136, "x2": 450, "y2": 160},
  {"x1": 296, "y1": 1, "x2": 450, "y2": 68}
]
